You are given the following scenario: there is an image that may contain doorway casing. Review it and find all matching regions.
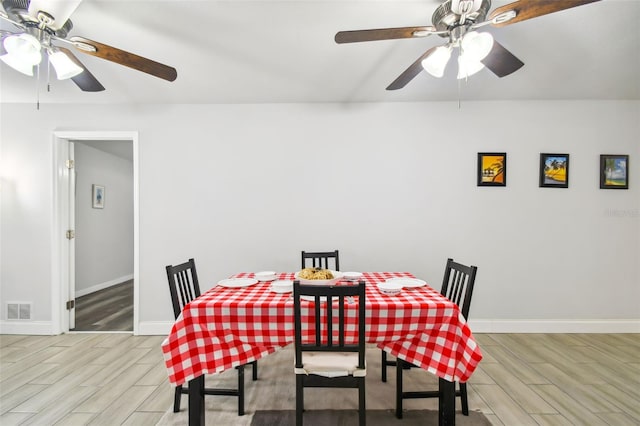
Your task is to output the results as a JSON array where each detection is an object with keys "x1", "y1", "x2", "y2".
[{"x1": 53, "y1": 131, "x2": 139, "y2": 334}]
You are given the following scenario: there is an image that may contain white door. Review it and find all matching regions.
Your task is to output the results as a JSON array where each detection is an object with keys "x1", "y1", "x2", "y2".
[{"x1": 68, "y1": 142, "x2": 76, "y2": 329}]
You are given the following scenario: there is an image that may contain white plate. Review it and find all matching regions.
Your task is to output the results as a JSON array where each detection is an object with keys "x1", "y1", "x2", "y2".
[
  {"x1": 294, "y1": 270, "x2": 343, "y2": 286},
  {"x1": 255, "y1": 271, "x2": 277, "y2": 282},
  {"x1": 271, "y1": 280, "x2": 293, "y2": 293},
  {"x1": 217, "y1": 278, "x2": 258, "y2": 288},
  {"x1": 343, "y1": 272, "x2": 363, "y2": 281},
  {"x1": 385, "y1": 277, "x2": 427, "y2": 288},
  {"x1": 377, "y1": 281, "x2": 403, "y2": 295}
]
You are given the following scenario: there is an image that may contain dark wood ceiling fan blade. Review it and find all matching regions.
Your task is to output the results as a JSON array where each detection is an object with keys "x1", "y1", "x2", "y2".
[
  {"x1": 386, "y1": 46, "x2": 439, "y2": 91},
  {"x1": 335, "y1": 26, "x2": 435, "y2": 43},
  {"x1": 57, "y1": 47, "x2": 105, "y2": 92},
  {"x1": 69, "y1": 36, "x2": 177, "y2": 82},
  {"x1": 489, "y1": 0, "x2": 601, "y2": 28},
  {"x1": 481, "y1": 40, "x2": 524, "y2": 78}
]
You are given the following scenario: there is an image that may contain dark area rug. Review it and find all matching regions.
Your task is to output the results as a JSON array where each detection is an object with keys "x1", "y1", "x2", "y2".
[{"x1": 251, "y1": 409, "x2": 492, "y2": 426}]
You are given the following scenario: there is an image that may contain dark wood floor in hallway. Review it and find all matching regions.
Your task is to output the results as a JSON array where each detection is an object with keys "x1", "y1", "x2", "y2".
[{"x1": 73, "y1": 280, "x2": 133, "y2": 332}]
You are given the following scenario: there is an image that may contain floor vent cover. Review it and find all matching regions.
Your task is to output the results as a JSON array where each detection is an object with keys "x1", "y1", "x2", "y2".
[{"x1": 7, "y1": 303, "x2": 32, "y2": 320}]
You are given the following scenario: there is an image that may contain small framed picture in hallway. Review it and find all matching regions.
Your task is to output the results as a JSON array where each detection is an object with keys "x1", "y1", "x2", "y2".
[{"x1": 92, "y1": 184, "x2": 105, "y2": 209}]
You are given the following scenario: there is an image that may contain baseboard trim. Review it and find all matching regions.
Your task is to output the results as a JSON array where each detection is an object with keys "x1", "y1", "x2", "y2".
[
  {"x1": 0, "y1": 321, "x2": 55, "y2": 335},
  {"x1": 75, "y1": 274, "x2": 134, "y2": 298},
  {"x1": 469, "y1": 319, "x2": 640, "y2": 333},
  {"x1": 138, "y1": 321, "x2": 173, "y2": 336}
]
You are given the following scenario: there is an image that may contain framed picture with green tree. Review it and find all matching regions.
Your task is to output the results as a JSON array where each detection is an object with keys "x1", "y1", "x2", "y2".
[
  {"x1": 477, "y1": 152, "x2": 506, "y2": 187},
  {"x1": 540, "y1": 153, "x2": 569, "y2": 188},
  {"x1": 600, "y1": 154, "x2": 629, "y2": 189}
]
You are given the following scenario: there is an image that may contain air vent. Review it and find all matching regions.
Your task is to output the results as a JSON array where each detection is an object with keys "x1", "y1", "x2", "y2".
[{"x1": 7, "y1": 302, "x2": 32, "y2": 320}]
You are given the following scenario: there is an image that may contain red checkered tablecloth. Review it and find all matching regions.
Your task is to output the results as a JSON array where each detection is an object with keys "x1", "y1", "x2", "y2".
[{"x1": 162, "y1": 272, "x2": 482, "y2": 386}]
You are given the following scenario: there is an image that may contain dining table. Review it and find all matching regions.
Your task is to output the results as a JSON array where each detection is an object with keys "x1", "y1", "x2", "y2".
[{"x1": 162, "y1": 271, "x2": 483, "y2": 426}]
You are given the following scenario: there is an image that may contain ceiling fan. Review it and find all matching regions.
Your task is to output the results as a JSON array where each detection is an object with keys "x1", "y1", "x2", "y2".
[
  {"x1": 335, "y1": 0, "x2": 600, "y2": 90},
  {"x1": 0, "y1": 0, "x2": 177, "y2": 92}
]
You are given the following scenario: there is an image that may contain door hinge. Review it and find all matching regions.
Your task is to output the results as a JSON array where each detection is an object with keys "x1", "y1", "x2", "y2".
[
  {"x1": 66, "y1": 230, "x2": 75, "y2": 240},
  {"x1": 66, "y1": 300, "x2": 75, "y2": 310},
  {"x1": 66, "y1": 159, "x2": 74, "y2": 169}
]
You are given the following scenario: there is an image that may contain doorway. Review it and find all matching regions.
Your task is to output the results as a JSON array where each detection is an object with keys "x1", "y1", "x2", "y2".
[
  {"x1": 53, "y1": 131, "x2": 140, "y2": 335},
  {"x1": 72, "y1": 140, "x2": 134, "y2": 331}
]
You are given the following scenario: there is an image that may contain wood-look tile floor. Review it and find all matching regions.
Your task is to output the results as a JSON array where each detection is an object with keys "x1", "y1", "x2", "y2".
[{"x1": 0, "y1": 333, "x2": 638, "y2": 425}]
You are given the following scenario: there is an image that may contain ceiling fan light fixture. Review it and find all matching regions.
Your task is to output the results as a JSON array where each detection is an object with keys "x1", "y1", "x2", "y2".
[
  {"x1": 48, "y1": 49, "x2": 83, "y2": 79},
  {"x1": 3, "y1": 33, "x2": 42, "y2": 66},
  {"x1": 460, "y1": 31, "x2": 493, "y2": 61},
  {"x1": 0, "y1": 52, "x2": 34, "y2": 75},
  {"x1": 457, "y1": 53, "x2": 484, "y2": 79},
  {"x1": 422, "y1": 45, "x2": 452, "y2": 78}
]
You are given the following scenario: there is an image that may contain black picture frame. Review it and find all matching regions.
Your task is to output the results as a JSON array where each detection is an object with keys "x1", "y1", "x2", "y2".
[
  {"x1": 600, "y1": 154, "x2": 629, "y2": 189},
  {"x1": 539, "y1": 153, "x2": 569, "y2": 188},
  {"x1": 477, "y1": 152, "x2": 507, "y2": 187}
]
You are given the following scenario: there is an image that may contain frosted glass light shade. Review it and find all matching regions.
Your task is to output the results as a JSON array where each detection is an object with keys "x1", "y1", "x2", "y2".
[
  {"x1": 49, "y1": 50, "x2": 83, "y2": 79},
  {"x1": 457, "y1": 54, "x2": 484, "y2": 79},
  {"x1": 3, "y1": 33, "x2": 42, "y2": 65},
  {"x1": 460, "y1": 31, "x2": 493, "y2": 62},
  {"x1": 1, "y1": 52, "x2": 34, "y2": 75},
  {"x1": 421, "y1": 45, "x2": 452, "y2": 78}
]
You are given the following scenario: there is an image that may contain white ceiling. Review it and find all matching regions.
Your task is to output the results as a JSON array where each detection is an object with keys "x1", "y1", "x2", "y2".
[
  {"x1": 1, "y1": 0, "x2": 639, "y2": 105},
  {"x1": 74, "y1": 139, "x2": 133, "y2": 161}
]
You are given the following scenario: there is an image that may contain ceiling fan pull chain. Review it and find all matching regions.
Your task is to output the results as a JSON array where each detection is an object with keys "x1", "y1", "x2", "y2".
[
  {"x1": 457, "y1": 76, "x2": 462, "y2": 109},
  {"x1": 46, "y1": 52, "x2": 51, "y2": 92},
  {"x1": 35, "y1": 62, "x2": 40, "y2": 110}
]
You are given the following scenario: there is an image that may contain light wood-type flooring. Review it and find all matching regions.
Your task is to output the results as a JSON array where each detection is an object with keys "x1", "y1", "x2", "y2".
[{"x1": 0, "y1": 332, "x2": 638, "y2": 425}]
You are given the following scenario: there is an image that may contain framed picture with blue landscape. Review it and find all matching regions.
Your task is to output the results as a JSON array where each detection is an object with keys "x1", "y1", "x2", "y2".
[
  {"x1": 92, "y1": 184, "x2": 105, "y2": 208},
  {"x1": 539, "y1": 153, "x2": 569, "y2": 188},
  {"x1": 600, "y1": 154, "x2": 629, "y2": 189}
]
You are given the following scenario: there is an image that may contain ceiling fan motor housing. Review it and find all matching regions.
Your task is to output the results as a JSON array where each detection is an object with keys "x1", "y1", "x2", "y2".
[
  {"x1": 432, "y1": 0, "x2": 491, "y2": 35},
  {"x1": 2, "y1": 0, "x2": 73, "y2": 37}
]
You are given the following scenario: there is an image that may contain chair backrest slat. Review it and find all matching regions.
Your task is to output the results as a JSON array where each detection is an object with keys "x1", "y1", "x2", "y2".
[
  {"x1": 440, "y1": 258, "x2": 478, "y2": 320},
  {"x1": 301, "y1": 250, "x2": 340, "y2": 271},
  {"x1": 166, "y1": 258, "x2": 201, "y2": 319},
  {"x1": 293, "y1": 280, "x2": 366, "y2": 369}
]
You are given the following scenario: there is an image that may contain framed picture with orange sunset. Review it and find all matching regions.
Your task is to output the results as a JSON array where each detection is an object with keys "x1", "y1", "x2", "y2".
[{"x1": 477, "y1": 152, "x2": 506, "y2": 187}]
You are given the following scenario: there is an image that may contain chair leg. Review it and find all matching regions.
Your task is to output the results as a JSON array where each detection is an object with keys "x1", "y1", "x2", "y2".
[
  {"x1": 359, "y1": 378, "x2": 366, "y2": 426},
  {"x1": 395, "y1": 359, "x2": 403, "y2": 419},
  {"x1": 381, "y1": 351, "x2": 387, "y2": 382},
  {"x1": 252, "y1": 360, "x2": 258, "y2": 381},
  {"x1": 460, "y1": 382, "x2": 469, "y2": 415},
  {"x1": 296, "y1": 375, "x2": 304, "y2": 426},
  {"x1": 237, "y1": 365, "x2": 245, "y2": 416},
  {"x1": 173, "y1": 385, "x2": 182, "y2": 412}
]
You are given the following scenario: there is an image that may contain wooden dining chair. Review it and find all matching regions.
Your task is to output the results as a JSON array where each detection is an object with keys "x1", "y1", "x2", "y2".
[
  {"x1": 166, "y1": 258, "x2": 258, "y2": 415},
  {"x1": 301, "y1": 250, "x2": 340, "y2": 271},
  {"x1": 386, "y1": 258, "x2": 478, "y2": 419},
  {"x1": 293, "y1": 280, "x2": 366, "y2": 426}
]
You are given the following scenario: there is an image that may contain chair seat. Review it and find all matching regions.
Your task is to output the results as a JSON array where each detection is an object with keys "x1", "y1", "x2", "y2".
[{"x1": 295, "y1": 351, "x2": 367, "y2": 378}]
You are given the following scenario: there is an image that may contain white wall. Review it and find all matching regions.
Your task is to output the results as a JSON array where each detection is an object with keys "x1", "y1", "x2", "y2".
[
  {"x1": 0, "y1": 101, "x2": 638, "y2": 334},
  {"x1": 74, "y1": 143, "x2": 133, "y2": 296}
]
